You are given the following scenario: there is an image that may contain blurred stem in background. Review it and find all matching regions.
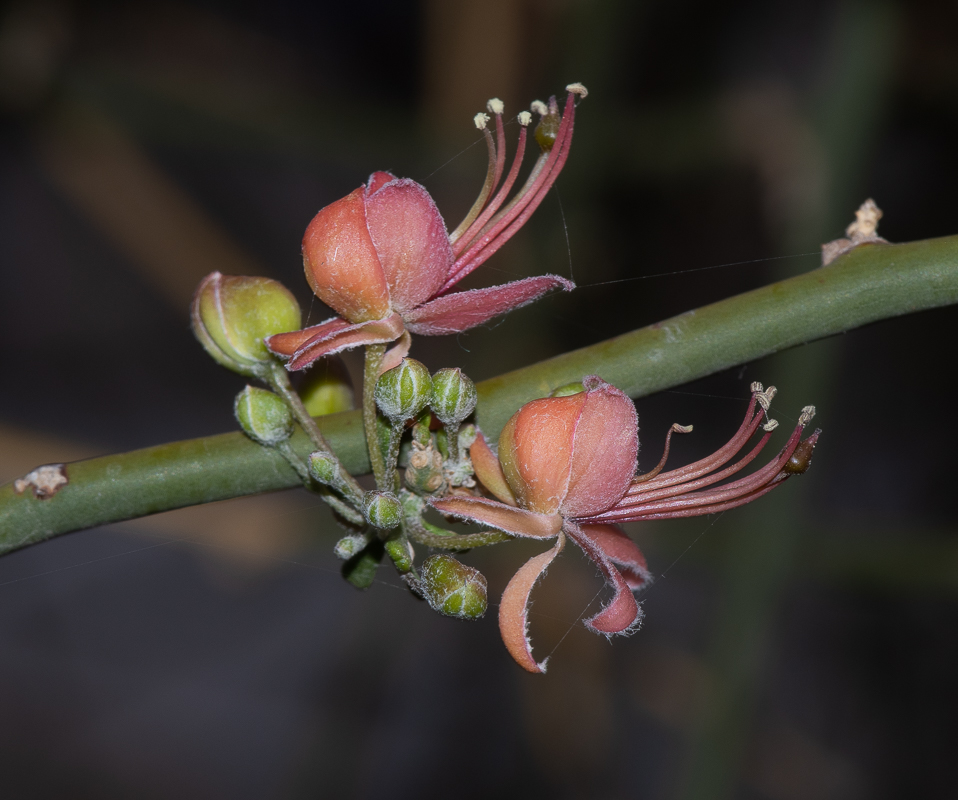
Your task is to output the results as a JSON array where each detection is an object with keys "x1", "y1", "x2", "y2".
[{"x1": 678, "y1": 2, "x2": 898, "y2": 798}]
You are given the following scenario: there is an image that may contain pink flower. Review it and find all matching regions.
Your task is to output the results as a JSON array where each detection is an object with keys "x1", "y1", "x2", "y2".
[
  {"x1": 267, "y1": 85, "x2": 588, "y2": 371},
  {"x1": 432, "y1": 378, "x2": 820, "y2": 673}
]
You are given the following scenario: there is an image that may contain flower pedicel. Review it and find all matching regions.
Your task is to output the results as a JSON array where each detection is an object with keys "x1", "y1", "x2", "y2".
[
  {"x1": 432, "y1": 378, "x2": 820, "y2": 673},
  {"x1": 266, "y1": 85, "x2": 588, "y2": 371}
]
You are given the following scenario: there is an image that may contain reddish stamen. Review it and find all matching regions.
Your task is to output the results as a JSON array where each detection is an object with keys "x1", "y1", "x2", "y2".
[{"x1": 632, "y1": 423, "x2": 694, "y2": 484}]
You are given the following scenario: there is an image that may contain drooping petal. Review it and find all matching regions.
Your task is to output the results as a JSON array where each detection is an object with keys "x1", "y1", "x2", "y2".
[
  {"x1": 403, "y1": 275, "x2": 575, "y2": 336},
  {"x1": 498, "y1": 389, "x2": 587, "y2": 515},
  {"x1": 365, "y1": 178, "x2": 453, "y2": 313},
  {"x1": 561, "y1": 377, "x2": 639, "y2": 518},
  {"x1": 572, "y1": 523, "x2": 651, "y2": 591},
  {"x1": 499, "y1": 532, "x2": 566, "y2": 674},
  {"x1": 470, "y1": 433, "x2": 517, "y2": 506},
  {"x1": 268, "y1": 313, "x2": 405, "y2": 371},
  {"x1": 430, "y1": 496, "x2": 562, "y2": 538},
  {"x1": 302, "y1": 187, "x2": 390, "y2": 323},
  {"x1": 380, "y1": 329, "x2": 412, "y2": 374},
  {"x1": 266, "y1": 316, "x2": 351, "y2": 358},
  {"x1": 565, "y1": 522, "x2": 643, "y2": 636}
]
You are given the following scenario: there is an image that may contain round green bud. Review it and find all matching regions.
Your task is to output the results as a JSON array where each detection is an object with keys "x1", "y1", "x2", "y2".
[
  {"x1": 192, "y1": 272, "x2": 301, "y2": 377},
  {"x1": 429, "y1": 368, "x2": 477, "y2": 427},
  {"x1": 374, "y1": 358, "x2": 432, "y2": 422},
  {"x1": 363, "y1": 491, "x2": 403, "y2": 529},
  {"x1": 420, "y1": 555, "x2": 488, "y2": 620},
  {"x1": 550, "y1": 381, "x2": 585, "y2": 397},
  {"x1": 234, "y1": 386, "x2": 293, "y2": 445},
  {"x1": 300, "y1": 356, "x2": 354, "y2": 416},
  {"x1": 308, "y1": 451, "x2": 338, "y2": 485}
]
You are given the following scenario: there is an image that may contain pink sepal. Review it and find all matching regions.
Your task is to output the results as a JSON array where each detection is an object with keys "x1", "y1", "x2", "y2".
[
  {"x1": 565, "y1": 522, "x2": 644, "y2": 636},
  {"x1": 470, "y1": 433, "x2": 517, "y2": 506},
  {"x1": 499, "y1": 532, "x2": 566, "y2": 674},
  {"x1": 429, "y1": 496, "x2": 562, "y2": 538},
  {"x1": 404, "y1": 275, "x2": 574, "y2": 335},
  {"x1": 267, "y1": 313, "x2": 405, "y2": 371},
  {"x1": 380, "y1": 329, "x2": 412, "y2": 374},
  {"x1": 574, "y1": 523, "x2": 651, "y2": 590}
]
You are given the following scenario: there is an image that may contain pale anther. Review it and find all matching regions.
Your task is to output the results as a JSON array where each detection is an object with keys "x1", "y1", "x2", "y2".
[
  {"x1": 530, "y1": 100, "x2": 548, "y2": 116},
  {"x1": 474, "y1": 112, "x2": 490, "y2": 130},
  {"x1": 672, "y1": 423, "x2": 694, "y2": 433},
  {"x1": 565, "y1": 82, "x2": 588, "y2": 98},
  {"x1": 763, "y1": 419, "x2": 779, "y2": 432},
  {"x1": 486, "y1": 98, "x2": 505, "y2": 115},
  {"x1": 517, "y1": 110, "x2": 532, "y2": 126},
  {"x1": 799, "y1": 405, "x2": 816, "y2": 426},
  {"x1": 751, "y1": 381, "x2": 764, "y2": 393}
]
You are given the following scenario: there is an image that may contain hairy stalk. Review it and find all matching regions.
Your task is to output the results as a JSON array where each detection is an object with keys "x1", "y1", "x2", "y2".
[
  {"x1": 364, "y1": 344, "x2": 387, "y2": 488},
  {"x1": 405, "y1": 516, "x2": 512, "y2": 549}
]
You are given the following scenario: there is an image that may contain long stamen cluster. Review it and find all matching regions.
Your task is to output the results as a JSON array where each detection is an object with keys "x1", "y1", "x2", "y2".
[
  {"x1": 442, "y1": 83, "x2": 588, "y2": 294},
  {"x1": 581, "y1": 383, "x2": 820, "y2": 524}
]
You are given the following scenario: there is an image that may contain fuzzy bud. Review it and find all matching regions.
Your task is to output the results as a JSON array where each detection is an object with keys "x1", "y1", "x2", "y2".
[
  {"x1": 363, "y1": 491, "x2": 403, "y2": 529},
  {"x1": 234, "y1": 386, "x2": 293, "y2": 446},
  {"x1": 419, "y1": 555, "x2": 488, "y2": 619},
  {"x1": 334, "y1": 534, "x2": 368, "y2": 560},
  {"x1": 375, "y1": 358, "x2": 432, "y2": 422},
  {"x1": 429, "y1": 368, "x2": 477, "y2": 427},
  {"x1": 192, "y1": 272, "x2": 301, "y2": 377},
  {"x1": 308, "y1": 451, "x2": 338, "y2": 485}
]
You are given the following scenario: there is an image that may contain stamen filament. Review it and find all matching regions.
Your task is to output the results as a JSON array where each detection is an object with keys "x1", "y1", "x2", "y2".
[
  {"x1": 448, "y1": 124, "x2": 500, "y2": 245},
  {"x1": 632, "y1": 423, "x2": 693, "y2": 484}
]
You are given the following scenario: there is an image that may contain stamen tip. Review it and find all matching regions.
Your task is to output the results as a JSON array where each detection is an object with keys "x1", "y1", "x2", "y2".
[
  {"x1": 565, "y1": 82, "x2": 588, "y2": 98},
  {"x1": 763, "y1": 419, "x2": 779, "y2": 432},
  {"x1": 799, "y1": 405, "x2": 816, "y2": 426},
  {"x1": 672, "y1": 423, "x2": 694, "y2": 434},
  {"x1": 486, "y1": 97, "x2": 505, "y2": 115},
  {"x1": 530, "y1": 100, "x2": 549, "y2": 116},
  {"x1": 474, "y1": 112, "x2": 490, "y2": 130},
  {"x1": 517, "y1": 110, "x2": 532, "y2": 126},
  {"x1": 750, "y1": 381, "x2": 764, "y2": 393}
]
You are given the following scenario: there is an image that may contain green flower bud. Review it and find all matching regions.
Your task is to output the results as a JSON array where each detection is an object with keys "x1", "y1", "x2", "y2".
[
  {"x1": 308, "y1": 451, "x2": 338, "y2": 485},
  {"x1": 300, "y1": 356, "x2": 354, "y2": 416},
  {"x1": 363, "y1": 490, "x2": 403, "y2": 529},
  {"x1": 334, "y1": 534, "x2": 368, "y2": 560},
  {"x1": 374, "y1": 358, "x2": 432, "y2": 422},
  {"x1": 192, "y1": 272, "x2": 301, "y2": 377},
  {"x1": 420, "y1": 555, "x2": 488, "y2": 619},
  {"x1": 429, "y1": 368, "x2": 477, "y2": 427},
  {"x1": 234, "y1": 386, "x2": 293, "y2": 445},
  {"x1": 550, "y1": 381, "x2": 585, "y2": 397},
  {"x1": 384, "y1": 537, "x2": 414, "y2": 574}
]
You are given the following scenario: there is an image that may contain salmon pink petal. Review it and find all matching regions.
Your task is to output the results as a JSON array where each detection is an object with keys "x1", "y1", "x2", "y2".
[
  {"x1": 302, "y1": 187, "x2": 390, "y2": 323},
  {"x1": 429, "y1": 496, "x2": 562, "y2": 538},
  {"x1": 499, "y1": 532, "x2": 566, "y2": 674},
  {"x1": 561, "y1": 377, "x2": 639, "y2": 518},
  {"x1": 266, "y1": 316, "x2": 351, "y2": 358},
  {"x1": 573, "y1": 523, "x2": 651, "y2": 591},
  {"x1": 403, "y1": 275, "x2": 574, "y2": 336},
  {"x1": 275, "y1": 313, "x2": 405, "y2": 371},
  {"x1": 565, "y1": 522, "x2": 643, "y2": 636},
  {"x1": 365, "y1": 171, "x2": 396, "y2": 194},
  {"x1": 470, "y1": 433, "x2": 517, "y2": 506},
  {"x1": 365, "y1": 178, "x2": 453, "y2": 313}
]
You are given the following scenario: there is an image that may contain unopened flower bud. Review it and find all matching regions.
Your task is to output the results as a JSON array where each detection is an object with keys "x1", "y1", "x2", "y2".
[
  {"x1": 430, "y1": 368, "x2": 477, "y2": 427},
  {"x1": 234, "y1": 386, "x2": 293, "y2": 445},
  {"x1": 192, "y1": 272, "x2": 301, "y2": 377},
  {"x1": 299, "y1": 356, "x2": 354, "y2": 416},
  {"x1": 364, "y1": 490, "x2": 403, "y2": 529},
  {"x1": 384, "y1": 537, "x2": 414, "y2": 573},
  {"x1": 308, "y1": 451, "x2": 338, "y2": 484},
  {"x1": 374, "y1": 358, "x2": 432, "y2": 422},
  {"x1": 419, "y1": 555, "x2": 488, "y2": 619},
  {"x1": 334, "y1": 534, "x2": 368, "y2": 560}
]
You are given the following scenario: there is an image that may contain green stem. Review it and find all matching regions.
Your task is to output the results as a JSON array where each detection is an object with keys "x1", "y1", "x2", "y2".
[
  {"x1": 274, "y1": 440, "x2": 364, "y2": 526},
  {"x1": 3, "y1": 235, "x2": 958, "y2": 551},
  {"x1": 364, "y1": 344, "x2": 387, "y2": 488}
]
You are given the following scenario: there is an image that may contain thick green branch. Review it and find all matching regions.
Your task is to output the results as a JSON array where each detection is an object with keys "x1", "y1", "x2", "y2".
[{"x1": 2, "y1": 236, "x2": 957, "y2": 552}]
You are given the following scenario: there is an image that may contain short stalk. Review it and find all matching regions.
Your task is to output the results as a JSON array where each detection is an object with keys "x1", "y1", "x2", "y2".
[
  {"x1": 405, "y1": 515, "x2": 512, "y2": 549},
  {"x1": 444, "y1": 424, "x2": 460, "y2": 464},
  {"x1": 276, "y1": 441, "x2": 365, "y2": 525},
  {"x1": 383, "y1": 423, "x2": 405, "y2": 492},
  {"x1": 364, "y1": 344, "x2": 388, "y2": 488}
]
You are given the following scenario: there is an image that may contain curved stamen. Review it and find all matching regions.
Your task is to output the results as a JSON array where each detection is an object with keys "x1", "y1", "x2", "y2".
[
  {"x1": 442, "y1": 90, "x2": 579, "y2": 291},
  {"x1": 448, "y1": 111, "x2": 501, "y2": 245},
  {"x1": 632, "y1": 423, "x2": 694, "y2": 484}
]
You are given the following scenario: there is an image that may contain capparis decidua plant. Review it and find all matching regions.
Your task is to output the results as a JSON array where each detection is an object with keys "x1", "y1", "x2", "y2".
[
  {"x1": 9, "y1": 82, "x2": 958, "y2": 671},
  {"x1": 185, "y1": 83, "x2": 821, "y2": 673}
]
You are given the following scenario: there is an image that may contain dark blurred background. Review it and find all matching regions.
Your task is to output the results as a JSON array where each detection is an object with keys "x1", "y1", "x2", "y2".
[{"x1": 1, "y1": 0, "x2": 957, "y2": 797}]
